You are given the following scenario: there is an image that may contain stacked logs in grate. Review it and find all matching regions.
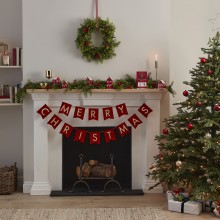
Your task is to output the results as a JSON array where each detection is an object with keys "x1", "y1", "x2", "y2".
[{"x1": 76, "y1": 160, "x2": 117, "y2": 178}]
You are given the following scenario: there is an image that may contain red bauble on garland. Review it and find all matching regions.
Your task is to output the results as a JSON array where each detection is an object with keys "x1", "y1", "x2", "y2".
[
  {"x1": 162, "y1": 128, "x2": 169, "y2": 134},
  {"x1": 187, "y1": 123, "x2": 193, "y2": 130},
  {"x1": 183, "y1": 90, "x2": 189, "y2": 96},
  {"x1": 200, "y1": 58, "x2": 207, "y2": 63}
]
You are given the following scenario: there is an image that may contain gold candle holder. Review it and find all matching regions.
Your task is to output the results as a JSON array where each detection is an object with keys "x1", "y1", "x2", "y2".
[
  {"x1": 40, "y1": 82, "x2": 48, "y2": 89},
  {"x1": 46, "y1": 70, "x2": 52, "y2": 79}
]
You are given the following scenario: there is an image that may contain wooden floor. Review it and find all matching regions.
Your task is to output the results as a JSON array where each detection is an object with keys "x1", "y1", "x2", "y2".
[{"x1": 0, "y1": 192, "x2": 218, "y2": 219}]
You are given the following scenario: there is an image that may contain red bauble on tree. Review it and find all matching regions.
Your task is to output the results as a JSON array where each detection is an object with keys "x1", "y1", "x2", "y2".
[
  {"x1": 183, "y1": 90, "x2": 189, "y2": 96},
  {"x1": 214, "y1": 104, "x2": 220, "y2": 111},
  {"x1": 200, "y1": 58, "x2": 207, "y2": 63},
  {"x1": 197, "y1": 101, "x2": 202, "y2": 107},
  {"x1": 207, "y1": 69, "x2": 213, "y2": 75},
  {"x1": 187, "y1": 123, "x2": 193, "y2": 130},
  {"x1": 162, "y1": 128, "x2": 169, "y2": 135}
]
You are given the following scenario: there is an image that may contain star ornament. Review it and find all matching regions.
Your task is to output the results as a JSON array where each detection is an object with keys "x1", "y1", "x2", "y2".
[{"x1": 209, "y1": 13, "x2": 220, "y2": 31}]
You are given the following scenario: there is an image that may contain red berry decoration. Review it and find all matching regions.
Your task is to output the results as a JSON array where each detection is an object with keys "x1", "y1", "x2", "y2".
[
  {"x1": 84, "y1": 41, "x2": 90, "y2": 47},
  {"x1": 200, "y1": 58, "x2": 207, "y2": 63},
  {"x1": 197, "y1": 101, "x2": 202, "y2": 107},
  {"x1": 83, "y1": 27, "x2": 89, "y2": 33},
  {"x1": 207, "y1": 69, "x2": 213, "y2": 74},
  {"x1": 187, "y1": 123, "x2": 193, "y2": 130},
  {"x1": 162, "y1": 128, "x2": 169, "y2": 135},
  {"x1": 183, "y1": 90, "x2": 189, "y2": 96},
  {"x1": 214, "y1": 104, "x2": 220, "y2": 111},
  {"x1": 95, "y1": 53, "x2": 100, "y2": 59}
]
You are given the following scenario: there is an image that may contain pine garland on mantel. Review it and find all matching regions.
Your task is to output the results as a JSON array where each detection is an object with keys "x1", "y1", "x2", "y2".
[{"x1": 16, "y1": 74, "x2": 175, "y2": 103}]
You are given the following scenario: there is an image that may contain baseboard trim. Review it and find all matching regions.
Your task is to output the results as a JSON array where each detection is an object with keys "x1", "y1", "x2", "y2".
[{"x1": 23, "y1": 181, "x2": 33, "y2": 193}]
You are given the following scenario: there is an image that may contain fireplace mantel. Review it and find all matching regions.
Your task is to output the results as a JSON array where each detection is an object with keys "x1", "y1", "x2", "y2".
[{"x1": 24, "y1": 89, "x2": 166, "y2": 195}]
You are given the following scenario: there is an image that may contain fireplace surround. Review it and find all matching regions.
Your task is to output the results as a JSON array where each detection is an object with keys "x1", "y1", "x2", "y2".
[{"x1": 24, "y1": 89, "x2": 165, "y2": 195}]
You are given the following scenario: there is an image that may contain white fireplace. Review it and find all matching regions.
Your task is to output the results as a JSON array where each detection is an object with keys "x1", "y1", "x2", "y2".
[{"x1": 23, "y1": 89, "x2": 165, "y2": 195}]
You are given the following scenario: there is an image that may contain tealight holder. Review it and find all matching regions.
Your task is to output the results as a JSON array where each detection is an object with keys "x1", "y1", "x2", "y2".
[{"x1": 40, "y1": 82, "x2": 48, "y2": 89}]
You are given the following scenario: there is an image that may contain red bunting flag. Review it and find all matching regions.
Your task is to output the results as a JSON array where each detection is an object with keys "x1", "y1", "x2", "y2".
[
  {"x1": 73, "y1": 106, "x2": 85, "y2": 120},
  {"x1": 47, "y1": 114, "x2": 62, "y2": 129},
  {"x1": 59, "y1": 102, "x2": 72, "y2": 116},
  {"x1": 116, "y1": 103, "x2": 128, "y2": 117},
  {"x1": 128, "y1": 114, "x2": 143, "y2": 129},
  {"x1": 117, "y1": 122, "x2": 130, "y2": 137},
  {"x1": 74, "y1": 129, "x2": 87, "y2": 143},
  {"x1": 37, "y1": 104, "x2": 52, "y2": 119},
  {"x1": 88, "y1": 108, "x2": 99, "y2": 121},
  {"x1": 104, "y1": 129, "x2": 116, "y2": 143},
  {"x1": 138, "y1": 103, "x2": 153, "y2": 118},
  {"x1": 103, "y1": 107, "x2": 114, "y2": 120},
  {"x1": 60, "y1": 123, "x2": 74, "y2": 138},
  {"x1": 90, "y1": 131, "x2": 101, "y2": 144}
]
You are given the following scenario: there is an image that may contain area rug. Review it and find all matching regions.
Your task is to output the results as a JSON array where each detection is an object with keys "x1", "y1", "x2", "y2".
[{"x1": 0, "y1": 207, "x2": 167, "y2": 220}]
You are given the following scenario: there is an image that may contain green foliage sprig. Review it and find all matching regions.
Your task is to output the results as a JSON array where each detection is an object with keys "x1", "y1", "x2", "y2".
[{"x1": 75, "y1": 18, "x2": 120, "y2": 63}]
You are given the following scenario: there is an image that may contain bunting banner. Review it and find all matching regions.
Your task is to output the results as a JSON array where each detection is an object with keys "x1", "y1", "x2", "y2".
[
  {"x1": 88, "y1": 108, "x2": 99, "y2": 121},
  {"x1": 36, "y1": 102, "x2": 153, "y2": 144},
  {"x1": 60, "y1": 123, "x2": 74, "y2": 138},
  {"x1": 104, "y1": 129, "x2": 116, "y2": 143},
  {"x1": 74, "y1": 129, "x2": 87, "y2": 143},
  {"x1": 103, "y1": 107, "x2": 114, "y2": 120},
  {"x1": 117, "y1": 122, "x2": 130, "y2": 137},
  {"x1": 47, "y1": 114, "x2": 62, "y2": 129},
  {"x1": 128, "y1": 114, "x2": 143, "y2": 129},
  {"x1": 37, "y1": 104, "x2": 52, "y2": 119},
  {"x1": 116, "y1": 103, "x2": 128, "y2": 117},
  {"x1": 90, "y1": 131, "x2": 101, "y2": 144},
  {"x1": 138, "y1": 103, "x2": 153, "y2": 118},
  {"x1": 73, "y1": 106, "x2": 85, "y2": 120},
  {"x1": 59, "y1": 102, "x2": 72, "y2": 116}
]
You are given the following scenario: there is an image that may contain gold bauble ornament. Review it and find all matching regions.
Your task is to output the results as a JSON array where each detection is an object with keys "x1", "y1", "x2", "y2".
[{"x1": 176, "y1": 160, "x2": 182, "y2": 167}]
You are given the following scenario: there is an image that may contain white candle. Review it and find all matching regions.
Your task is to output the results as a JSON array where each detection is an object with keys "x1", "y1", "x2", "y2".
[{"x1": 155, "y1": 54, "x2": 158, "y2": 68}]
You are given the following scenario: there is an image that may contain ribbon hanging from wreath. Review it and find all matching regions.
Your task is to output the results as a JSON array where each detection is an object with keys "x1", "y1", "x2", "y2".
[{"x1": 75, "y1": 0, "x2": 120, "y2": 63}]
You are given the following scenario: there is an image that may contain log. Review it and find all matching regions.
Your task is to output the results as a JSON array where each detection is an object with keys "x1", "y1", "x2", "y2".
[
  {"x1": 76, "y1": 162, "x2": 117, "y2": 178},
  {"x1": 91, "y1": 164, "x2": 117, "y2": 178},
  {"x1": 91, "y1": 165, "x2": 111, "y2": 177},
  {"x1": 76, "y1": 162, "x2": 91, "y2": 177},
  {"x1": 89, "y1": 160, "x2": 99, "y2": 166}
]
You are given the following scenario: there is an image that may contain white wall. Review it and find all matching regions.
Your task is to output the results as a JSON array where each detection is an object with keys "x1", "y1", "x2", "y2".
[
  {"x1": 170, "y1": 0, "x2": 220, "y2": 115},
  {"x1": 0, "y1": 0, "x2": 23, "y2": 187},
  {"x1": 22, "y1": 0, "x2": 170, "y2": 191}
]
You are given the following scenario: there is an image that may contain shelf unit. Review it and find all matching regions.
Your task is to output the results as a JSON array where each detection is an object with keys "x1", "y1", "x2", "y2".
[
  {"x1": 0, "y1": 103, "x2": 22, "y2": 106},
  {"x1": 0, "y1": 66, "x2": 23, "y2": 106},
  {"x1": 0, "y1": 66, "x2": 22, "y2": 69}
]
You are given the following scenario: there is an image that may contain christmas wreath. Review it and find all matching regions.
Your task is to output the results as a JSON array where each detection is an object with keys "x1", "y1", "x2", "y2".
[{"x1": 75, "y1": 18, "x2": 120, "y2": 63}]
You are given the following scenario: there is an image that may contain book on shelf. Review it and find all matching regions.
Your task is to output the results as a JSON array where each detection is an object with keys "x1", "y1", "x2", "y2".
[
  {"x1": 12, "y1": 47, "x2": 22, "y2": 66},
  {"x1": 0, "y1": 84, "x2": 20, "y2": 103}
]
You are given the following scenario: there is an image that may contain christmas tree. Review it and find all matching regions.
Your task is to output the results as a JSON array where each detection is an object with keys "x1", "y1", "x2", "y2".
[{"x1": 147, "y1": 32, "x2": 220, "y2": 202}]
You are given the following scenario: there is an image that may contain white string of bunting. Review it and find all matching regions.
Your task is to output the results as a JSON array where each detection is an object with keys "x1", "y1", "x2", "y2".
[{"x1": 37, "y1": 102, "x2": 153, "y2": 144}]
